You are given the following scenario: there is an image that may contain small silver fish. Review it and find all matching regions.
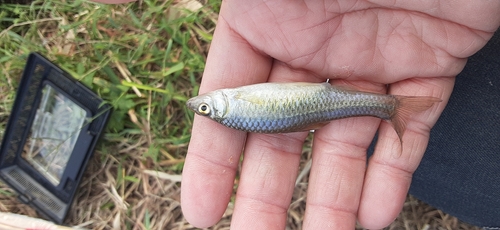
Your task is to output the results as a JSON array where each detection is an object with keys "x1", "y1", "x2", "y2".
[{"x1": 187, "y1": 82, "x2": 441, "y2": 143}]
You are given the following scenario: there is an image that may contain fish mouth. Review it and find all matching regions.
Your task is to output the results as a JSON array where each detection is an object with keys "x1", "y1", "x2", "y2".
[{"x1": 186, "y1": 98, "x2": 198, "y2": 112}]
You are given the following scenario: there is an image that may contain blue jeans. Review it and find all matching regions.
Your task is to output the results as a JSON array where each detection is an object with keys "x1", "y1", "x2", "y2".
[{"x1": 410, "y1": 30, "x2": 500, "y2": 228}]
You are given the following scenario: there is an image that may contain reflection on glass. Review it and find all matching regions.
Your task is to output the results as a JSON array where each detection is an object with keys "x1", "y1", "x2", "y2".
[{"x1": 22, "y1": 85, "x2": 87, "y2": 185}]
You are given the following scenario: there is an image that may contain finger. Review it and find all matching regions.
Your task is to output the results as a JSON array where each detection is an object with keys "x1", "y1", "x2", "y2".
[
  {"x1": 357, "y1": 77, "x2": 455, "y2": 229},
  {"x1": 303, "y1": 81, "x2": 386, "y2": 229},
  {"x1": 181, "y1": 8, "x2": 272, "y2": 228},
  {"x1": 230, "y1": 61, "x2": 320, "y2": 229},
  {"x1": 231, "y1": 132, "x2": 307, "y2": 229}
]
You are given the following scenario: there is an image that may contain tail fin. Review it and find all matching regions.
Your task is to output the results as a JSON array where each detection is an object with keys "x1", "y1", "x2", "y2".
[{"x1": 390, "y1": 96, "x2": 442, "y2": 151}]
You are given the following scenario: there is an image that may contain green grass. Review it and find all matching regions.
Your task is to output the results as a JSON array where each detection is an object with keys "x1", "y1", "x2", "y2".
[
  {"x1": 1, "y1": 0, "x2": 216, "y2": 161},
  {"x1": 0, "y1": 0, "x2": 218, "y2": 228}
]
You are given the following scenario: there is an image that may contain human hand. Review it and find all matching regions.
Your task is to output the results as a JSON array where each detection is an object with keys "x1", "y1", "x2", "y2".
[{"x1": 181, "y1": 1, "x2": 500, "y2": 229}]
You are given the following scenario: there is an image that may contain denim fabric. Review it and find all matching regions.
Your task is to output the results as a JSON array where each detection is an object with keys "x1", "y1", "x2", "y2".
[{"x1": 410, "y1": 30, "x2": 500, "y2": 227}]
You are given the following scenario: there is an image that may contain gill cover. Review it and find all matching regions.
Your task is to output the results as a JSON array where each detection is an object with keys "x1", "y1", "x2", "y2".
[{"x1": 187, "y1": 90, "x2": 228, "y2": 122}]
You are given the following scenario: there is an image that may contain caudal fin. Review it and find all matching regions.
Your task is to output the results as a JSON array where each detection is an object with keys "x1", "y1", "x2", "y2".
[{"x1": 390, "y1": 96, "x2": 442, "y2": 149}]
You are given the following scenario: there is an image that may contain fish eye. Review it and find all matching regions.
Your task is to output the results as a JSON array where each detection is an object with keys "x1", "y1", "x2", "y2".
[{"x1": 198, "y1": 103, "x2": 210, "y2": 115}]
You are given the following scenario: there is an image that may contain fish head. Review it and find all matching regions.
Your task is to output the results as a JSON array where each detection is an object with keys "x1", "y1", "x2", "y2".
[{"x1": 186, "y1": 90, "x2": 228, "y2": 121}]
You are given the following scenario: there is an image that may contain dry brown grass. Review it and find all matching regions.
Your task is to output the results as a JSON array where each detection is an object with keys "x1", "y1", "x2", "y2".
[
  {"x1": 0, "y1": 139, "x2": 479, "y2": 229},
  {"x1": 0, "y1": 134, "x2": 478, "y2": 229},
  {"x1": 1, "y1": 145, "x2": 480, "y2": 230}
]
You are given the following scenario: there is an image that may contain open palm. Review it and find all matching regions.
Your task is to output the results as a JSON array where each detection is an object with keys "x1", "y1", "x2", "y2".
[{"x1": 181, "y1": 1, "x2": 500, "y2": 229}]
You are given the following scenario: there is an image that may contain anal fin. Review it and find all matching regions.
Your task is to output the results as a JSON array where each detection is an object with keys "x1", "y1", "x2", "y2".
[{"x1": 299, "y1": 121, "x2": 330, "y2": 132}]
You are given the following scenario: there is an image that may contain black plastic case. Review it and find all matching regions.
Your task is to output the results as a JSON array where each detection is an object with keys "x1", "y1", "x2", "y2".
[{"x1": 0, "y1": 53, "x2": 111, "y2": 224}]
